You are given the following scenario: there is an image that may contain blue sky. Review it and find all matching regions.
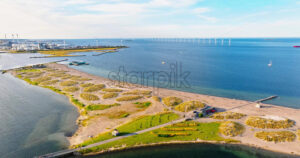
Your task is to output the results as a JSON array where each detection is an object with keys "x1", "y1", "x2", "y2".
[{"x1": 1, "y1": 0, "x2": 300, "y2": 38}]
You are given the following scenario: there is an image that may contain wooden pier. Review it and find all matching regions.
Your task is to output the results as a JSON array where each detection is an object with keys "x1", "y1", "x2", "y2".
[{"x1": 255, "y1": 95, "x2": 278, "y2": 103}]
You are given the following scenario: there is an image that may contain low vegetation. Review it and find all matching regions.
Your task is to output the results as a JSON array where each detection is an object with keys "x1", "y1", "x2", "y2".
[
  {"x1": 245, "y1": 116, "x2": 294, "y2": 129},
  {"x1": 134, "y1": 101, "x2": 152, "y2": 109},
  {"x1": 123, "y1": 90, "x2": 152, "y2": 95},
  {"x1": 60, "y1": 80, "x2": 78, "y2": 86},
  {"x1": 255, "y1": 131, "x2": 296, "y2": 143},
  {"x1": 38, "y1": 47, "x2": 118, "y2": 57},
  {"x1": 212, "y1": 112, "x2": 246, "y2": 120},
  {"x1": 39, "y1": 80, "x2": 59, "y2": 86},
  {"x1": 79, "y1": 121, "x2": 237, "y2": 154},
  {"x1": 48, "y1": 72, "x2": 66, "y2": 78},
  {"x1": 174, "y1": 101, "x2": 205, "y2": 112},
  {"x1": 219, "y1": 121, "x2": 244, "y2": 137},
  {"x1": 152, "y1": 96, "x2": 161, "y2": 102},
  {"x1": 106, "y1": 111, "x2": 130, "y2": 119},
  {"x1": 162, "y1": 96, "x2": 183, "y2": 106},
  {"x1": 86, "y1": 103, "x2": 120, "y2": 111},
  {"x1": 75, "y1": 112, "x2": 179, "y2": 148},
  {"x1": 80, "y1": 93, "x2": 99, "y2": 101},
  {"x1": 116, "y1": 95, "x2": 143, "y2": 102},
  {"x1": 83, "y1": 84, "x2": 105, "y2": 92},
  {"x1": 102, "y1": 88, "x2": 123, "y2": 92},
  {"x1": 297, "y1": 129, "x2": 300, "y2": 141},
  {"x1": 102, "y1": 92, "x2": 118, "y2": 99},
  {"x1": 63, "y1": 86, "x2": 80, "y2": 92},
  {"x1": 70, "y1": 96, "x2": 85, "y2": 108},
  {"x1": 32, "y1": 76, "x2": 52, "y2": 84},
  {"x1": 80, "y1": 83, "x2": 94, "y2": 87}
]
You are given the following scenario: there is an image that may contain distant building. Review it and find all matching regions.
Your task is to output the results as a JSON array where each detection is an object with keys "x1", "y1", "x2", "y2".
[{"x1": 112, "y1": 129, "x2": 119, "y2": 136}]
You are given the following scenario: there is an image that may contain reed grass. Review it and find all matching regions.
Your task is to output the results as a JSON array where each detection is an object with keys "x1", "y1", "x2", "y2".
[
  {"x1": 80, "y1": 93, "x2": 99, "y2": 101},
  {"x1": 255, "y1": 131, "x2": 296, "y2": 143},
  {"x1": 162, "y1": 96, "x2": 183, "y2": 106}
]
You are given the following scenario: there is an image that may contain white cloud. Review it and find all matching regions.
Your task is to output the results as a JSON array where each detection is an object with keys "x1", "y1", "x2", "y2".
[{"x1": 193, "y1": 7, "x2": 210, "y2": 14}]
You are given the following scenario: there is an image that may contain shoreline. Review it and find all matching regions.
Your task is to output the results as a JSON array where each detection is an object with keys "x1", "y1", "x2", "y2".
[
  {"x1": 83, "y1": 141, "x2": 299, "y2": 157},
  {"x1": 8, "y1": 63, "x2": 300, "y2": 156}
]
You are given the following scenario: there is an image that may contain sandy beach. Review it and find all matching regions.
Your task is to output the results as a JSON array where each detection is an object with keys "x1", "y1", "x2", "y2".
[{"x1": 10, "y1": 63, "x2": 300, "y2": 156}]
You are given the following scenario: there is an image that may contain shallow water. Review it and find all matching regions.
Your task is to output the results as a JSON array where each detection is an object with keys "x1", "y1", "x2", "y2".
[{"x1": 0, "y1": 74, "x2": 78, "y2": 158}]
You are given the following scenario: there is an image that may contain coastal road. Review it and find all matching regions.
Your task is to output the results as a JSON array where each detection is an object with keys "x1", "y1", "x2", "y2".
[{"x1": 38, "y1": 118, "x2": 186, "y2": 158}]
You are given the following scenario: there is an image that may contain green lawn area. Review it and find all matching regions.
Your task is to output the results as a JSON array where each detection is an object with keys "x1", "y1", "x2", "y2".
[
  {"x1": 80, "y1": 122, "x2": 237, "y2": 154},
  {"x1": 74, "y1": 112, "x2": 179, "y2": 148}
]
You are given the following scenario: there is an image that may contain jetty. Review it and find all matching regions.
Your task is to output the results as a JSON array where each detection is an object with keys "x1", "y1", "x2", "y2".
[{"x1": 255, "y1": 95, "x2": 278, "y2": 103}]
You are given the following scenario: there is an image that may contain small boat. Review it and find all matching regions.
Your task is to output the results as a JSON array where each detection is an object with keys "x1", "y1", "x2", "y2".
[
  {"x1": 69, "y1": 61, "x2": 89, "y2": 66},
  {"x1": 268, "y1": 60, "x2": 272, "y2": 67},
  {"x1": 293, "y1": 46, "x2": 300, "y2": 48}
]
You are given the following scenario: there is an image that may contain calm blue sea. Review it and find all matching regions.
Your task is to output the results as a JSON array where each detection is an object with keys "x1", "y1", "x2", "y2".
[{"x1": 63, "y1": 38, "x2": 300, "y2": 108}]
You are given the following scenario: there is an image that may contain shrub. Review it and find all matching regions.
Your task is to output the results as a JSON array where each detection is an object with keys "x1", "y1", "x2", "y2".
[
  {"x1": 102, "y1": 92, "x2": 118, "y2": 99},
  {"x1": 219, "y1": 121, "x2": 245, "y2": 137},
  {"x1": 297, "y1": 129, "x2": 300, "y2": 141},
  {"x1": 123, "y1": 90, "x2": 152, "y2": 95},
  {"x1": 83, "y1": 84, "x2": 105, "y2": 92},
  {"x1": 162, "y1": 96, "x2": 183, "y2": 106},
  {"x1": 134, "y1": 101, "x2": 152, "y2": 108},
  {"x1": 172, "y1": 122, "x2": 198, "y2": 127},
  {"x1": 212, "y1": 112, "x2": 246, "y2": 120},
  {"x1": 152, "y1": 96, "x2": 161, "y2": 102},
  {"x1": 245, "y1": 116, "x2": 294, "y2": 129},
  {"x1": 198, "y1": 113, "x2": 203, "y2": 118},
  {"x1": 48, "y1": 72, "x2": 66, "y2": 77},
  {"x1": 60, "y1": 80, "x2": 78, "y2": 86},
  {"x1": 255, "y1": 131, "x2": 296, "y2": 143},
  {"x1": 80, "y1": 83, "x2": 94, "y2": 87},
  {"x1": 86, "y1": 103, "x2": 120, "y2": 111},
  {"x1": 106, "y1": 111, "x2": 130, "y2": 119},
  {"x1": 63, "y1": 86, "x2": 79, "y2": 92},
  {"x1": 102, "y1": 88, "x2": 123, "y2": 92},
  {"x1": 39, "y1": 80, "x2": 59, "y2": 86},
  {"x1": 155, "y1": 133, "x2": 191, "y2": 137},
  {"x1": 80, "y1": 93, "x2": 99, "y2": 101},
  {"x1": 161, "y1": 128, "x2": 198, "y2": 131},
  {"x1": 174, "y1": 101, "x2": 205, "y2": 112},
  {"x1": 116, "y1": 95, "x2": 143, "y2": 102},
  {"x1": 33, "y1": 76, "x2": 52, "y2": 84},
  {"x1": 70, "y1": 76, "x2": 91, "y2": 81}
]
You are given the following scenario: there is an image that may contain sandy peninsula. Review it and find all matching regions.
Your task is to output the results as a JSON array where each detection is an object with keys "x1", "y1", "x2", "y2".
[{"x1": 9, "y1": 63, "x2": 300, "y2": 156}]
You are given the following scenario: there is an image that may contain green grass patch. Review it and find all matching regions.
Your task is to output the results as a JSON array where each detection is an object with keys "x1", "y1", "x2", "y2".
[
  {"x1": 79, "y1": 122, "x2": 232, "y2": 154},
  {"x1": 80, "y1": 93, "x2": 99, "y2": 101},
  {"x1": 255, "y1": 131, "x2": 296, "y2": 143},
  {"x1": 60, "y1": 80, "x2": 78, "y2": 86},
  {"x1": 75, "y1": 112, "x2": 179, "y2": 148},
  {"x1": 63, "y1": 86, "x2": 80, "y2": 92},
  {"x1": 83, "y1": 84, "x2": 105, "y2": 92},
  {"x1": 102, "y1": 88, "x2": 123, "y2": 92},
  {"x1": 102, "y1": 92, "x2": 118, "y2": 99},
  {"x1": 162, "y1": 96, "x2": 183, "y2": 106},
  {"x1": 70, "y1": 96, "x2": 85, "y2": 108},
  {"x1": 86, "y1": 103, "x2": 120, "y2": 111},
  {"x1": 174, "y1": 101, "x2": 205, "y2": 112},
  {"x1": 116, "y1": 95, "x2": 143, "y2": 102}
]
